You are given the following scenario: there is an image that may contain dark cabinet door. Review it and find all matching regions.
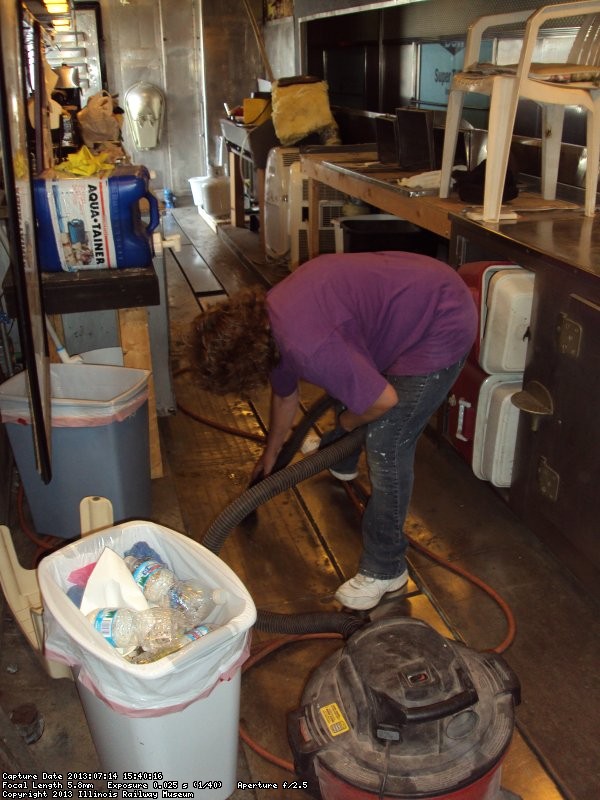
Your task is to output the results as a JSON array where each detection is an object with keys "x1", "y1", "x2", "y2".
[{"x1": 510, "y1": 271, "x2": 600, "y2": 594}]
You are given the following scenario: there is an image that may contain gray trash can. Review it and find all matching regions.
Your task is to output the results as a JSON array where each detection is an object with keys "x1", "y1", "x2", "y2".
[
  {"x1": 0, "y1": 363, "x2": 151, "y2": 539},
  {"x1": 38, "y1": 520, "x2": 257, "y2": 799}
]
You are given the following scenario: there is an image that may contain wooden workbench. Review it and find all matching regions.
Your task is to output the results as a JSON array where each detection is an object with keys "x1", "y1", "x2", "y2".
[
  {"x1": 301, "y1": 152, "x2": 462, "y2": 255},
  {"x1": 300, "y1": 152, "x2": 582, "y2": 252}
]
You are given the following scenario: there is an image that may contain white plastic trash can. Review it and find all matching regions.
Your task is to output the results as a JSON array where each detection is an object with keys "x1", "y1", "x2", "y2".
[
  {"x1": 38, "y1": 520, "x2": 257, "y2": 799},
  {"x1": 0, "y1": 363, "x2": 151, "y2": 539}
]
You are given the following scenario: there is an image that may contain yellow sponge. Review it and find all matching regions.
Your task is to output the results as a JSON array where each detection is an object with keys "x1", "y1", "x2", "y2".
[{"x1": 271, "y1": 80, "x2": 338, "y2": 145}]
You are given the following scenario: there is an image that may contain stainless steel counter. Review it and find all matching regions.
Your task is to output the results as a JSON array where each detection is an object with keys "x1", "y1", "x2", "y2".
[{"x1": 452, "y1": 209, "x2": 600, "y2": 281}]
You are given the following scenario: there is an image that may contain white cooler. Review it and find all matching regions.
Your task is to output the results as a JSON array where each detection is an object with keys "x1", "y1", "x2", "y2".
[
  {"x1": 480, "y1": 269, "x2": 535, "y2": 374},
  {"x1": 472, "y1": 374, "x2": 523, "y2": 487},
  {"x1": 447, "y1": 361, "x2": 523, "y2": 488}
]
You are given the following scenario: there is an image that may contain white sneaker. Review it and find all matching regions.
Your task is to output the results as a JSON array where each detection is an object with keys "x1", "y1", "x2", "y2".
[
  {"x1": 301, "y1": 433, "x2": 359, "y2": 480},
  {"x1": 335, "y1": 570, "x2": 409, "y2": 610},
  {"x1": 329, "y1": 466, "x2": 359, "y2": 481},
  {"x1": 300, "y1": 433, "x2": 321, "y2": 454}
]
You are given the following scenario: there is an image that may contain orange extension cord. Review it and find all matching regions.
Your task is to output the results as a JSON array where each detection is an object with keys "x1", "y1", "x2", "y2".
[{"x1": 239, "y1": 633, "x2": 343, "y2": 775}]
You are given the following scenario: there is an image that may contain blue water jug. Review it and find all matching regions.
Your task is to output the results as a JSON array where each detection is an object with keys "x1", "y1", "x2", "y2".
[{"x1": 34, "y1": 165, "x2": 160, "y2": 272}]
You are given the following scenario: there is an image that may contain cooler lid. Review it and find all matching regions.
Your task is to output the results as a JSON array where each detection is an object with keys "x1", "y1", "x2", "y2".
[
  {"x1": 480, "y1": 270, "x2": 535, "y2": 374},
  {"x1": 472, "y1": 375, "x2": 523, "y2": 486}
]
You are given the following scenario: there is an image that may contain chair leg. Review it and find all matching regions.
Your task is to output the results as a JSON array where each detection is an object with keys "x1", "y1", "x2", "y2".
[
  {"x1": 483, "y1": 76, "x2": 518, "y2": 222},
  {"x1": 584, "y1": 106, "x2": 600, "y2": 216},
  {"x1": 439, "y1": 88, "x2": 465, "y2": 198},
  {"x1": 541, "y1": 104, "x2": 565, "y2": 200}
]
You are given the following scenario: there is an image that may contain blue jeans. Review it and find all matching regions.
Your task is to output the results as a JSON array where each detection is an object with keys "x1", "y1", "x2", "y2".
[{"x1": 323, "y1": 358, "x2": 466, "y2": 580}]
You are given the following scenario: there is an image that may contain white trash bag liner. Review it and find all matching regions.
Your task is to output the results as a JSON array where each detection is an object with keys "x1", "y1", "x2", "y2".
[
  {"x1": 0, "y1": 363, "x2": 149, "y2": 427},
  {"x1": 38, "y1": 521, "x2": 256, "y2": 717}
]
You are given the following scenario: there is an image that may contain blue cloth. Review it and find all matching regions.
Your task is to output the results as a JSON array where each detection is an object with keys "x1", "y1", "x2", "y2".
[
  {"x1": 124, "y1": 540, "x2": 165, "y2": 564},
  {"x1": 67, "y1": 585, "x2": 84, "y2": 607}
]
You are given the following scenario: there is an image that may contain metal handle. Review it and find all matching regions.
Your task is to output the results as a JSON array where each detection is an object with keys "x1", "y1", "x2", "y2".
[
  {"x1": 454, "y1": 396, "x2": 472, "y2": 442},
  {"x1": 511, "y1": 381, "x2": 553, "y2": 431}
]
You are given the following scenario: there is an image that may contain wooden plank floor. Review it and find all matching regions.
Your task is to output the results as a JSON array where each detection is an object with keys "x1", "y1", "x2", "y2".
[
  {"x1": 0, "y1": 205, "x2": 597, "y2": 800},
  {"x1": 157, "y1": 208, "x2": 592, "y2": 800}
]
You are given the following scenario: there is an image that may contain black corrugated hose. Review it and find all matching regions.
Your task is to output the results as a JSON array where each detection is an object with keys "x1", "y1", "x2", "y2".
[{"x1": 201, "y1": 397, "x2": 368, "y2": 639}]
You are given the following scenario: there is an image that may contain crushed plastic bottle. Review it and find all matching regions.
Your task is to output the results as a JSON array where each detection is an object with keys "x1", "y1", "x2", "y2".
[
  {"x1": 128, "y1": 622, "x2": 218, "y2": 664},
  {"x1": 159, "y1": 578, "x2": 227, "y2": 627},
  {"x1": 124, "y1": 556, "x2": 227, "y2": 626},
  {"x1": 124, "y1": 556, "x2": 178, "y2": 603},
  {"x1": 87, "y1": 607, "x2": 188, "y2": 654}
]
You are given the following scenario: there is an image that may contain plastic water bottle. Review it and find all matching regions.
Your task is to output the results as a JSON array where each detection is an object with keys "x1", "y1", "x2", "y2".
[
  {"x1": 87, "y1": 607, "x2": 188, "y2": 653},
  {"x1": 158, "y1": 578, "x2": 227, "y2": 627},
  {"x1": 129, "y1": 623, "x2": 218, "y2": 664},
  {"x1": 124, "y1": 556, "x2": 178, "y2": 603},
  {"x1": 163, "y1": 188, "x2": 175, "y2": 208},
  {"x1": 124, "y1": 556, "x2": 227, "y2": 626}
]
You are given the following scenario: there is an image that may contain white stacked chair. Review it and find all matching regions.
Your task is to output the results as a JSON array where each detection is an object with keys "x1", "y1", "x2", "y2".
[{"x1": 439, "y1": 2, "x2": 600, "y2": 221}]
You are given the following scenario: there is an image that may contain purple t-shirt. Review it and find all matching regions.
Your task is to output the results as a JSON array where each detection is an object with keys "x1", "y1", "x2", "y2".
[{"x1": 266, "y1": 251, "x2": 477, "y2": 414}]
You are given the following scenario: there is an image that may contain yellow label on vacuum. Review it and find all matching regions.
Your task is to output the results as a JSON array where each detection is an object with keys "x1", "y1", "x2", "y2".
[{"x1": 319, "y1": 703, "x2": 350, "y2": 737}]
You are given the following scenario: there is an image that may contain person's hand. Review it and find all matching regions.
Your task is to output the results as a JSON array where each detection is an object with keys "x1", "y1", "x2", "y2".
[
  {"x1": 250, "y1": 388, "x2": 299, "y2": 485},
  {"x1": 250, "y1": 450, "x2": 278, "y2": 484}
]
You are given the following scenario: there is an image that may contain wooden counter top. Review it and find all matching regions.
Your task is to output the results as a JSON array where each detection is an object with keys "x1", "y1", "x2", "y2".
[
  {"x1": 451, "y1": 209, "x2": 600, "y2": 282},
  {"x1": 301, "y1": 154, "x2": 590, "y2": 269},
  {"x1": 302, "y1": 155, "x2": 463, "y2": 241}
]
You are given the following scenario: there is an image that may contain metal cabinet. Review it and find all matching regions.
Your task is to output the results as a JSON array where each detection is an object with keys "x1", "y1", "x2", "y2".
[{"x1": 450, "y1": 214, "x2": 600, "y2": 603}]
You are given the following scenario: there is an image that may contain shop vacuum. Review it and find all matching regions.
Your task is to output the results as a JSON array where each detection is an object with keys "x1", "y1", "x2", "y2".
[
  {"x1": 202, "y1": 399, "x2": 522, "y2": 799},
  {"x1": 287, "y1": 617, "x2": 521, "y2": 800}
]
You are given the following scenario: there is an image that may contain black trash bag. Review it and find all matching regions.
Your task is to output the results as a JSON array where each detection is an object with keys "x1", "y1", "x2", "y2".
[{"x1": 451, "y1": 158, "x2": 519, "y2": 204}]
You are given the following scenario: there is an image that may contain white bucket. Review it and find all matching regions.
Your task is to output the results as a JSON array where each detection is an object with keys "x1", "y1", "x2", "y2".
[
  {"x1": 201, "y1": 176, "x2": 230, "y2": 217},
  {"x1": 188, "y1": 176, "x2": 206, "y2": 207}
]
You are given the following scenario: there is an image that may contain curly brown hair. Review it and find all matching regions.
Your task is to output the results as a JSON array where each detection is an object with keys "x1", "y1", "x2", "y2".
[{"x1": 191, "y1": 286, "x2": 279, "y2": 395}]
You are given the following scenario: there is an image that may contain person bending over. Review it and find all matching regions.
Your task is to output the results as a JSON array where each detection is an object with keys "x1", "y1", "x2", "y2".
[{"x1": 192, "y1": 251, "x2": 477, "y2": 611}]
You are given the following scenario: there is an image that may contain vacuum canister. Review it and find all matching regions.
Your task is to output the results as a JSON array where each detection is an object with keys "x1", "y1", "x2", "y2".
[{"x1": 288, "y1": 616, "x2": 521, "y2": 799}]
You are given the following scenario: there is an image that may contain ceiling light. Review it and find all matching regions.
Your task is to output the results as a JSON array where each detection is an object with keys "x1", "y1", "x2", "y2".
[{"x1": 44, "y1": 2, "x2": 71, "y2": 12}]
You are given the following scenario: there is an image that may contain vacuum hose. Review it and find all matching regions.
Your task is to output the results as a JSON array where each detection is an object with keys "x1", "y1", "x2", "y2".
[
  {"x1": 202, "y1": 414, "x2": 367, "y2": 638},
  {"x1": 272, "y1": 393, "x2": 338, "y2": 472},
  {"x1": 202, "y1": 427, "x2": 365, "y2": 554}
]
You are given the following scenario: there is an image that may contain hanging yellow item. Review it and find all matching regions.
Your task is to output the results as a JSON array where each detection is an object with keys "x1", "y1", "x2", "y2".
[
  {"x1": 54, "y1": 146, "x2": 115, "y2": 177},
  {"x1": 271, "y1": 78, "x2": 340, "y2": 146},
  {"x1": 243, "y1": 97, "x2": 272, "y2": 126}
]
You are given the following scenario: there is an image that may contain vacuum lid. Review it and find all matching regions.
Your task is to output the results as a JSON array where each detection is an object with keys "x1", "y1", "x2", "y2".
[{"x1": 289, "y1": 617, "x2": 520, "y2": 797}]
